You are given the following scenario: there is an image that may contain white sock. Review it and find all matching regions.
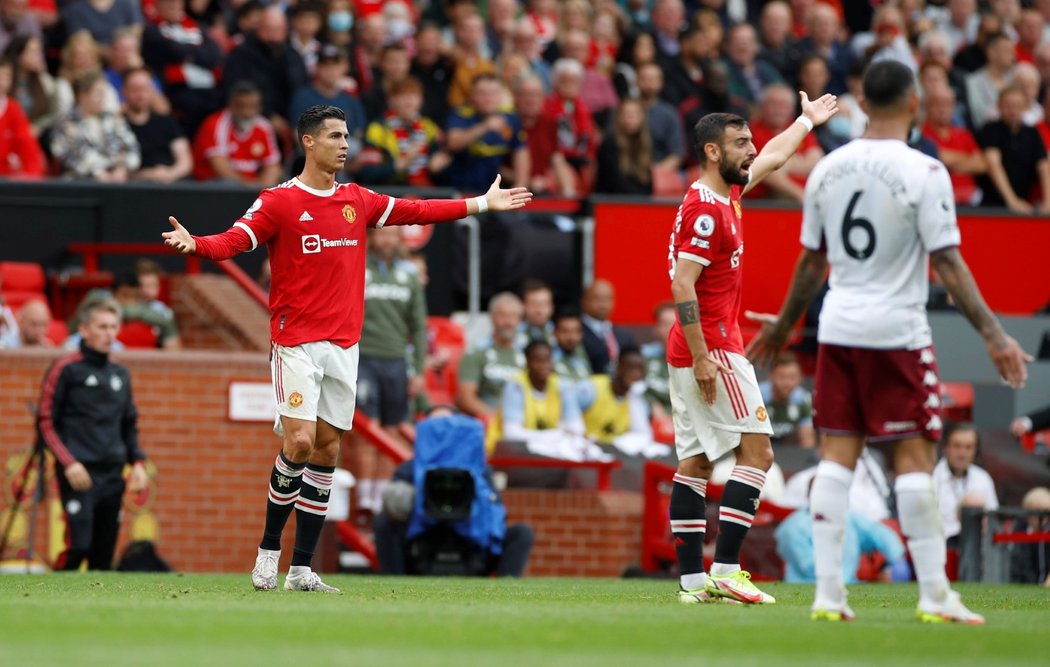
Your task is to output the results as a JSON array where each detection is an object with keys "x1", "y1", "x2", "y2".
[
  {"x1": 710, "y1": 562, "x2": 740, "y2": 575},
  {"x1": 373, "y1": 479, "x2": 388, "y2": 512},
  {"x1": 681, "y1": 572, "x2": 707, "y2": 590},
  {"x1": 288, "y1": 565, "x2": 311, "y2": 576},
  {"x1": 895, "y1": 472, "x2": 950, "y2": 607},
  {"x1": 811, "y1": 460, "x2": 853, "y2": 605}
]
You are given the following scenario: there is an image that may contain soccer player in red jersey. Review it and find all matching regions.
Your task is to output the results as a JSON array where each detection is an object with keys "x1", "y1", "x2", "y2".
[
  {"x1": 163, "y1": 105, "x2": 532, "y2": 592},
  {"x1": 667, "y1": 93, "x2": 837, "y2": 605}
]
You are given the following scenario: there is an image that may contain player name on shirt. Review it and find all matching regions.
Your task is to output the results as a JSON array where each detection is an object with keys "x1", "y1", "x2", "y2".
[{"x1": 802, "y1": 139, "x2": 961, "y2": 351}]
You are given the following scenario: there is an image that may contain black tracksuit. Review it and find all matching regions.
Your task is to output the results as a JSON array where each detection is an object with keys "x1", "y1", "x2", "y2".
[{"x1": 37, "y1": 342, "x2": 146, "y2": 570}]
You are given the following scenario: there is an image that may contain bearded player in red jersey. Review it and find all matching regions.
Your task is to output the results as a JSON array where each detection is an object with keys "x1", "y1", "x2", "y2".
[
  {"x1": 163, "y1": 105, "x2": 532, "y2": 592},
  {"x1": 667, "y1": 94, "x2": 837, "y2": 605}
]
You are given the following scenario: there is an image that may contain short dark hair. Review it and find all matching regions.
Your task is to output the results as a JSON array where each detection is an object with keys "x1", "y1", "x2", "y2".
[
  {"x1": 296, "y1": 104, "x2": 346, "y2": 147},
  {"x1": 862, "y1": 60, "x2": 916, "y2": 111},
  {"x1": 114, "y1": 271, "x2": 141, "y2": 291},
  {"x1": 121, "y1": 65, "x2": 153, "y2": 86},
  {"x1": 521, "y1": 279, "x2": 551, "y2": 299},
  {"x1": 524, "y1": 339, "x2": 552, "y2": 359},
  {"x1": 943, "y1": 422, "x2": 980, "y2": 452},
  {"x1": 983, "y1": 31, "x2": 1012, "y2": 52},
  {"x1": 553, "y1": 308, "x2": 581, "y2": 325},
  {"x1": 229, "y1": 79, "x2": 260, "y2": 100},
  {"x1": 618, "y1": 345, "x2": 642, "y2": 363},
  {"x1": 692, "y1": 113, "x2": 748, "y2": 166}
]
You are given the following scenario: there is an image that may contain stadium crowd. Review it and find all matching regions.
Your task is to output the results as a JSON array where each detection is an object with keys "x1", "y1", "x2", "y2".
[{"x1": 2, "y1": 0, "x2": 1050, "y2": 211}]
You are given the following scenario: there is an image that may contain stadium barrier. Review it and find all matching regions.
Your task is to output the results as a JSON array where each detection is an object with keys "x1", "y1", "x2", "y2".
[{"x1": 958, "y1": 506, "x2": 1050, "y2": 584}]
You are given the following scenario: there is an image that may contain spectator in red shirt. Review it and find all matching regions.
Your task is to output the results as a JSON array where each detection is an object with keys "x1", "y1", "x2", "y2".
[
  {"x1": 0, "y1": 54, "x2": 44, "y2": 177},
  {"x1": 512, "y1": 73, "x2": 560, "y2": 195},
  {"x1": 192, "y1": 80, "x2": 282, "y2": 186},
  {"x1": 538, "y1": 58, "x2": 596, "y2": 197},
  {"x1": 1015, "y1": 8, "x2": 1044, "y2": 65},
  {"x1": 922, "y1": 84, "x2": 986, "y2": 206},
  {"x1": 746, "y1": 83, "x2": 823, "y2": 201}
]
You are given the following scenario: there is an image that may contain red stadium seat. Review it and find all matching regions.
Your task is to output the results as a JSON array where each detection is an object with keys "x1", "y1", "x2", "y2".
[
  {"x1": 652, "y1": 166, "x2": 686, "y2": 197},
  {"x1": 117, "y1": 321, "x2": 159, "y2": 349},
  {"x1": 46, "y1": 319, "x2": 69, "y2": 346},
  {"x1": 0, "y1": 261, "x2": 47, "y2": 310},
  {"x1": 423, "y1": 317, "x2": 466, "y2": 406},
  {"x1": 941, "y1": 382, "x2": 974, "y2": 422}
]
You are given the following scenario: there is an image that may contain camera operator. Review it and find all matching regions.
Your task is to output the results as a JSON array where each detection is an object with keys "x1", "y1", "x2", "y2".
[
  {"x1": 37, "y1": 297, "x2": 148, "y2": 570},
  {"x1": 374, "y1": 408, "x2": 533, "y2": 576}
]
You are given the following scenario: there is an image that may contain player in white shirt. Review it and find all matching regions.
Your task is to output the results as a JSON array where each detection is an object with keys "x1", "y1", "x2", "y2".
[{"x1": 748, "y1": 60, "x2": 1030, "y2": 624}]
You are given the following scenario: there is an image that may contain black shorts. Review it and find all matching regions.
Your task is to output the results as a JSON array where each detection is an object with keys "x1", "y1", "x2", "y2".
[{"x1": 357, "y1": 356, "x2": 409, "y2": 426}]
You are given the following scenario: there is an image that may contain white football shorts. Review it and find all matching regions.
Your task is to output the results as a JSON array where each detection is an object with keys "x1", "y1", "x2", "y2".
[
  {"x1": 271, "y1": 341, "x2": 360, "y2": 435},
  {"x1": 668, "y1": 349, "x2": 773, "y2": 461}
]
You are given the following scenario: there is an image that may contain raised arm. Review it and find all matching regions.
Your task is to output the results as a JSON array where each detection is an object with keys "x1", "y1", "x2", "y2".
[
  {"x1": 743, "y1": 92, "x2": 838, "y2": 196},
  {"x1": 930, "y1": 247, "x2": 1031, "y2": 387}
]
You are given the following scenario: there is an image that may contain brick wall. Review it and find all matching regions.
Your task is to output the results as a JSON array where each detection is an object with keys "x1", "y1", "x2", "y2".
[
  {"x1": 505, "y1": 490, "x2": 642, "y2": 577},
  {"x1": 170, "y1": 275, "x2": 270, "y2": 352},
  {"x1": 0, "y1": 349, "x2": 645, "y2": 576}
]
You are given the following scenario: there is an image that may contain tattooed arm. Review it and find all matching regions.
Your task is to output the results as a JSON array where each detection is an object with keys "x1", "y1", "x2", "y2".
[
  {"x1": 931, "y1": 247, "x2": 1031, "y2": 388},
  {"x1": 746, "y1": 248, "x2": 828, "y2": 367},
  {"x1": 672, "y1": 259, "x2": 731, "y2": 404}
]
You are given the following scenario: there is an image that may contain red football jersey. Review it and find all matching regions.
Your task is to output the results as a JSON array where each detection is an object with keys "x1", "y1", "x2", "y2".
[
  {"x1": 192, "y1": 178, "x2": 468, "y2": 347},
  {"x1": 192, "y1": 109, "x2": 280, "y2": 181},
  {"x1": 666, "y1": 180, "x2": 746, "y2": 366}
]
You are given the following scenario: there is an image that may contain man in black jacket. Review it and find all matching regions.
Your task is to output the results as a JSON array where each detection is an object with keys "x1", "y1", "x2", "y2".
[
  {"x1": 37, "y1": 297, "x2": 148, "y2": 570},
  {"x1": 223, "y1": 6, "x2": 308, "y2": 139}
]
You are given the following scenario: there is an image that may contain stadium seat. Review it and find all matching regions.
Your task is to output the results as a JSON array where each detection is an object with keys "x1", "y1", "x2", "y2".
[
  {"x1": 0, "y1": 261, "x2": 47, "y2": 310},
  {"x1": 117, "y1": 321, "x2": 159, "y2": 349},
  {"x1": 652, "y1": 166, "x2": 686, "y2": 197},
  {"x1": 424, "y1": 317, "x2": 466, "y2": 406},
  {"x1": 46, "y1": 319, "x2": 69, "y2": 346},
  {"x1": 941, "y1": 382, "x2": 974, "y2": 422}
]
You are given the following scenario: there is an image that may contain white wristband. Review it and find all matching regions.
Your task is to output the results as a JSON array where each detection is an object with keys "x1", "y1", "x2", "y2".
[
  {"x1": 795, "y1": 115, "x2": 814, "y2": 132},
  {"x1": 472, "y1": 195, "x2": 489, "y2": 213}
]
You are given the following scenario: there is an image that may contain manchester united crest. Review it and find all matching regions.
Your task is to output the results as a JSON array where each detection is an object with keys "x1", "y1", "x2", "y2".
[
  {"x1": 756, "y1": 406, "x2": 768, "y2": 422},
  {"x1": 732, "y1": 200, "x2": 742, "y2": 218},
  {"x1": 289, "y1": 392, "x2": 303, "y2": 408},
  {"x1": 342, "y1": 205, "x2": 356, "y2": 224}
]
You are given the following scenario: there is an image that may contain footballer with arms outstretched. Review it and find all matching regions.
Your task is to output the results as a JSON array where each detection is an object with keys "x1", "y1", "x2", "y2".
[
  {"x1": 163, "y1": 105, "x2": 532, "y2": 593},
  {"x1": 748, "y1": 61, "x2": 1031, "y2": 623},
  {"x1": 667, "y1": 91, "x2": 838, "y2": 605}
]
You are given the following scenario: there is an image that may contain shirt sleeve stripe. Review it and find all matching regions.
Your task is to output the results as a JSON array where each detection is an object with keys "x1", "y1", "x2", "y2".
[
  {"x1": 38, "y1": 354, "x2": 81, "y2": 467},
  {"x1": 375, "y1": 196, "x2": 396, "y2": 228},
  {"x1": 233, "y1": 222, "x2": 258, "y2": 251},
  {"x1": 678, "y1": 252, "x2": 712, "y2": 266}
]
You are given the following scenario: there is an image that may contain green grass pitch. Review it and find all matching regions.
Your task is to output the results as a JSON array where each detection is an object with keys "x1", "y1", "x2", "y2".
[{"x1": 0, "y1": 575, "x2": 1046, "y2": 666}]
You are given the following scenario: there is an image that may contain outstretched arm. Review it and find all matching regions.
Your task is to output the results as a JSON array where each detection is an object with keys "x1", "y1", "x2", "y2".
[
  {"x1": 743, "y1": 91, "x2": 838, "y2": 196},
  {"x1": 745, "y1": 248, "x2": 828, "y2": 367},
  {"x1": 380, "y1": 174, "x2": 533, "y2": 227},
  {"x1": 930, "y1": 247, "x2": 1031, "y2": 387}
]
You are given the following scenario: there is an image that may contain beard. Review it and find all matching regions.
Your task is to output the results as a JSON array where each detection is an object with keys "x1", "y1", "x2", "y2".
[{"x1": 719, "y1": 156, "x2": 750, "y2": 186}]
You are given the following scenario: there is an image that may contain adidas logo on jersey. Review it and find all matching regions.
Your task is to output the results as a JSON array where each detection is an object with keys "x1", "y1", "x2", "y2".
[{"x1": 299, "y1": 211, "x2": 314, "y2": 222}]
